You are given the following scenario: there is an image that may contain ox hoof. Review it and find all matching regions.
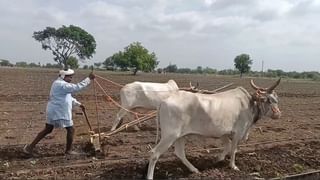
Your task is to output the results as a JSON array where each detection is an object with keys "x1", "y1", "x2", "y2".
[
  {"x1": 217, "y1": 156, "x2": 225, "y2": 162},
  {"x1": 244, "y1": 137, "x2": 249, "y2": 143},
  {"x1": 231, "y1": 165, "x2": 240, "y2": 171},
  {"x1": 191, "y1": 168, "x2": 200, "y2": 174},
  {"x1": 133, "y1": 125, "x2": 140, "y2": 131}
]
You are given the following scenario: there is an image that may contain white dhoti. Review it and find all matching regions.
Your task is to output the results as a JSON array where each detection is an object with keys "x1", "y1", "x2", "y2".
[{"x1": 47, "y1": 118, "x2": 73, "y2": 128}]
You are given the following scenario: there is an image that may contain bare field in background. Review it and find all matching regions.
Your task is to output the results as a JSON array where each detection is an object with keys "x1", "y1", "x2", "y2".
[{"x1": 0, "y1": 68, "x2": 320, "y2": 179}]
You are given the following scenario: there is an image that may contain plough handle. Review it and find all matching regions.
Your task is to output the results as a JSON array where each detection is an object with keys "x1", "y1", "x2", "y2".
[{"x1": 82, "y1": 107, "x2": 93, "y2": 131}]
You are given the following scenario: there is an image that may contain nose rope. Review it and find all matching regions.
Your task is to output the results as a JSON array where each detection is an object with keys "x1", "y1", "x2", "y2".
[
  {"x1": 253, "y1": 90, "x2": 280, "y2": 117},
  {"x1": 271, "y1": 106, "x2": 280, "y2": 114}
]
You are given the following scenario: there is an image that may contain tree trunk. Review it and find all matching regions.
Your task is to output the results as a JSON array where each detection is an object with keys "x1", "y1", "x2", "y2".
[{"x1": 63, "y1": 57, "x2": 68, "y2": 69}]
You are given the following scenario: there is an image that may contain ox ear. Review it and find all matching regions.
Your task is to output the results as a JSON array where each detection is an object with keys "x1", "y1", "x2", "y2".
[
  {"x1": 250, "y1": 79, "x2": 267, "y2": 91},
  {"x1": 267, "y1": 78, "x2": 281, "y2": 93}
]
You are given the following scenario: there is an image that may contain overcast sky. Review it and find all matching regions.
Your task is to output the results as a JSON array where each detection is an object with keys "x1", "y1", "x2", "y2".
[{"x1": 1, "y1": 0, "x2": 320, "y2": 72}]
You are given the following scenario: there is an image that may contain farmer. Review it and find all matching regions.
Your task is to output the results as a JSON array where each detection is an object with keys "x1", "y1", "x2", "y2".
[{"x1": 23, "y1": 68, "x2": 95, "y2": 155}]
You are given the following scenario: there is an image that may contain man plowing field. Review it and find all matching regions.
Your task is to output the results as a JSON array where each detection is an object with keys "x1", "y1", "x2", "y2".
[{"x1": 23, "y1": 69, "x2": 95, "y2": 156}]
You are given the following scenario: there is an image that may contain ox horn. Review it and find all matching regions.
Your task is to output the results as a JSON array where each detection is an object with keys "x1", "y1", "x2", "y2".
[
  {"x1": 267, "y1": 78, "x2": 281, "y2": 92},
  {"x1": 250, "y1": 79, "x2": 267, "y2": 91},
  {"x1": 189, "y1": 82, "x2": 199, "y2": 90}
]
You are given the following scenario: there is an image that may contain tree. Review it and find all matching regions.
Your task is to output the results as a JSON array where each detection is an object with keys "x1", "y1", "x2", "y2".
[
  {"x1": 234, "y1": 54, "x2": 252, "y2": 77},
  {"x1": 44, "y1": 63, "x2": 61, "y2": 68},
  {"x1": 28, "y1": 62, "x2": 39, "y2": 68},
  {"x1": 103, "y1": 56, "x2": 115, "y2": 70},
  {"x1": 33, "y1": 25, "x2": 96, "y2": 68},
  {"x1": 196, "y1": 66, "x2": 203, "y2": 74},
  {"x1": 156, "y1": 68, "x2": 163, "y2": 74},
  {"x1": 177, "y1": 68, "x2": 192, "y2": 74},
  {"x1": 16, "y1": 62, "x2": 28, "y2": 67},
  {"x1": 203, "y1": 67, "x2": 217, "y2": 74},
  {"x1": 112, "y1": 51, "x2": 128, "y2": 71},
  {"x1": 0, "y1": 59, "x2": 13, "y2": 66},
  {"x1": 83, "y1": 65, "x2": 89, "y2": 69},
  {"x1": 164, "y1": 64, "x2": 178, "y2": 73},
  {"x1": 67, "y1": 56, "x2": 79, "y2": 69},
  {"x1": 94, "y1": 62, "x2": 102, "y2": 69},
  {"x1": 112, "y1": 42, "x2": 158, "y2": 75}
]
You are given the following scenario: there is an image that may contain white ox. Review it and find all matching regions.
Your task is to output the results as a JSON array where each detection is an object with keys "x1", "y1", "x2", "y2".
[
  {"x1": 146, "y1": 79, "x2": 281, "y2": 179},
  {"x1": 111, "y1": 80, "x2": 179, "y2": 131}
]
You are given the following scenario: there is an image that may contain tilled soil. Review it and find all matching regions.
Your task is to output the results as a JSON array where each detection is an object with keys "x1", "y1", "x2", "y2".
[
  {"x1": 1, "y1": 68, "x2": 320, "y2": 179},
  {"x1": 1, "y1": 140, "x2": 320, "y2": 179}
]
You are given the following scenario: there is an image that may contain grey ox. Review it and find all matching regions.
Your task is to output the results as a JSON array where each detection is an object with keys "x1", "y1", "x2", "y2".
[
  {"x1": 146, "y1": 78, "x2": 281, "y2": 179},
  {"x1": 111, "y1": 80, "x2": 179, "y2": 131}
]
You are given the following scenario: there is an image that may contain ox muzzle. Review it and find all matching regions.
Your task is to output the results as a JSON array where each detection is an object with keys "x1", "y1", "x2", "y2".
[{"x1": 270, "y1": 105, "x2": 281, "y2": 119}]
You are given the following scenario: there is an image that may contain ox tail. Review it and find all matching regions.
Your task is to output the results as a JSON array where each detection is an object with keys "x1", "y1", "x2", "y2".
[{"x1": 155, "y1": 103, "x2": 161, "y2": 145}]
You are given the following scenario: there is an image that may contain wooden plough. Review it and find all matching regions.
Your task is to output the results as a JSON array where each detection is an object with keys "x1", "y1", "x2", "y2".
[
  {"x1": 86, "y1": 111, "x2": 156, "y2": 152},
  {"x1": 85, "y1": 76, "x2": 233, "y2": 152}
]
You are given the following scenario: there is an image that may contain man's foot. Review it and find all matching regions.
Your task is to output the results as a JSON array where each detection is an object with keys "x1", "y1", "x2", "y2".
[
  {"x1": 23, "y1": 144, "x2": 32, "y2": 155},
  {"x1": 23, "y1": 144, "x2": 40, "y2": 157}
]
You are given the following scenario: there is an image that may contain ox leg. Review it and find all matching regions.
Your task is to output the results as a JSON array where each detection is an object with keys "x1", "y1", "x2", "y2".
[
  {"x1": 218, "y1": 135, "x2": 231, "y2": 162},
  {"x1": 229, "y1": 135, "x2": 240, "y2": 171},
  {"x1": 127, "y1": 112, "x2": 140, "y2": 131},
  {"x1": 174, "y1": 138, "x2": 199, "y2": 173},
  {"x1": 147, "y1": 135, "x2": 177, "y2": 180},
  {"x1": 111, "y1": 108, "x2": 128, "y2": 131},
  {"x1": 242, "y1": 127, "x2": 251, "y2": 142}
]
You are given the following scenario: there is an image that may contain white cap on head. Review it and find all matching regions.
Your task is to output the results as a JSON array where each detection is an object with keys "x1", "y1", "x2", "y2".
[{"x1": 59, "y1": 69, "x2": 74, "y2": 79}]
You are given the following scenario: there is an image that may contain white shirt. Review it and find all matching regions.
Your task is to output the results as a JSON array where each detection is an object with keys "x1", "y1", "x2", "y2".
[{"x1": 46, "y1": 77, "x2": 91, "y2": 121}]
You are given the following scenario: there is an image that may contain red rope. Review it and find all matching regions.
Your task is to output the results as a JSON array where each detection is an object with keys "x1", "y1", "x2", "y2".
[
  {"x1": 95, "y1": 74, "x2": 124, "y2": 88},
  {"x1": 93, "y1": 78, "x2": 153, "y2": 117},
  {"x1": 93, "y1": 79, "x2": 101, "y2": 144}
]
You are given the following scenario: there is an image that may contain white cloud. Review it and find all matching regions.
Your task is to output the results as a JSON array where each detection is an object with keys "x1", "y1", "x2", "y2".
[
  {"x1": 204, "y1": 0, "x2": 216, "y2": 7},
  {"x1": 0, "y1": 0, "x2": 319, "y2": 71}
]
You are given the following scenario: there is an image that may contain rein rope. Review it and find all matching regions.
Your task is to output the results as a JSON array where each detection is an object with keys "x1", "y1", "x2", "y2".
[
  {"x1": 93, "y1": 78, "x2": 102, "y2": 143},
  {"x1": 93, "y1": 75, "x2": 156, "y2": 118},
  {"x1": 95, "y1": 74, "x2": 124, "y2": 88},
  {"x1": 251, "y1": 90, "x2": 266, "y2": 123}
]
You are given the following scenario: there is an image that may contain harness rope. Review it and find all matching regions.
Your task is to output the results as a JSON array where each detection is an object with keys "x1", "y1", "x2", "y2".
[
  {"x1": 94, "y1": 76, "x2": 155, "y2": 118},
  {"x1": 93, "y1": 79, "x2": 102, "y2": 144},
  {"x1": 95, "y1": 74, "x2": 124, "y2": 88}
]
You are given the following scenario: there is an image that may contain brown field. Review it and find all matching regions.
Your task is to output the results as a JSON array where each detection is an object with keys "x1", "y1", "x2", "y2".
[{"x1": 0, "y1": 68, "x2": 320, "y2": 179}]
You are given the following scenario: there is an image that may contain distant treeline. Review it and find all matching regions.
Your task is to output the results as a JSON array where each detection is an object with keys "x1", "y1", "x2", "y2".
[
  {"x1": 1, "y1": 59, "x2": 319, "y2": 81},
  {"x1": 157, "y1": 64, "x2": 320, "y2": 81}
]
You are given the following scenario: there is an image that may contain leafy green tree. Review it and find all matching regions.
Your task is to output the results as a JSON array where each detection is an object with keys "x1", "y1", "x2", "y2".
[
  {"x1": 44, "y1": 63, "x2": 61, "y2": 68},
  {"x1": 112, "y1": 51, "x2": 128, "y2": 71},
  {"x1": 33, "y1": 25, "x2": 96, "y2": 68},
  {"x1": 16, "y1": 62, "x2": 28, "y2": 67},
  {"x1": 165, "y1": 64, "x2": 178, "y2": 73},
  {"x1": 177, "y1": 68, "x2": 192, "y2": 74},
  {"x1": 103, "y1": 57, "x2": 115, "y2": 70},
  {"x1": 234, "y1": 54, "x2": 252, "y2": 77},
  {"x1": 196, "y1": 66, "x2": 203, "y2": 74},
  {"x1": 83, "y1": 65, "x2": 89, "y2": 69},
  {"x1": 218, "y1": 69, "x2": 237, "y2": 75},
  {"x1": 0, "y1": 59, "x2": 13, "y2": 66},
  {"x1": 28, "y1": 62, "x2": 39, "y2": 67},
  {"x1": 203, "y1": 67, "x2": 217, "y2": 74},
  {"x1": 112, "y1": 42, "x2": 158, "y2": 75},
  {"x1": 156, "y1": 68, "x2": 163, "y2": 73},
  {"x1": 67, "y1": 56, "x2": 79, "y2": 69},
  {"x1": 94, "y1": 62, "x2": 102, "y2": 69}
]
